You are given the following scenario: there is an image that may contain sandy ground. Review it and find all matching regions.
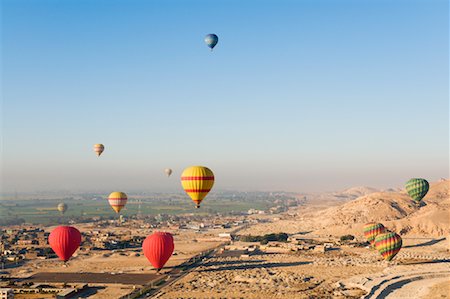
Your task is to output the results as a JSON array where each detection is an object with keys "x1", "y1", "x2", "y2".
[
  {"x1": 155, "y1": 196, "x2": 450, "y2": 299},
  {"x1": 8, "y1": 187, "x2": 450, "y2": 298},
  {"x1": 155, "y1": 239, "x2": 450, "y2": 299},
  {"x1": 158, "y1": 250, "x2": 377, "y2": 298},
  {"x1": 89, "y1": 286, "x2": 132, "y2": 299},
  {"x1": 9, "y1": 230, "x2": 225, "y2": 299},
  {"x1": 421, "y1": 279, "x2": 450, "y2": 299},
  {"x1": 383, "y1": 277, "x2": 450, "y2": 299},
  {"x1": 11, "y1": 231, "x2": 224, "y2": 276}
]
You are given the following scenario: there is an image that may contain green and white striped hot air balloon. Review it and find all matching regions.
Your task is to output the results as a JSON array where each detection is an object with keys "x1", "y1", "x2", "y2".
[{"x1": 405, "y1": 178, "x2": 429, "y2": 204}]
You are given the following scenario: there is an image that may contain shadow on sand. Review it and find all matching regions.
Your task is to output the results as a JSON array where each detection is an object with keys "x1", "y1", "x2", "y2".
[
  {"x1": 403, "y1": 238, "x2": 446, "y2": 248},
  {"x1": 201, "y1": 259, "x2": 265, "y2": 268},
  {"x1": 400, "y1": 259, "x2": 450, "y2": 265},
  {"x1": 293, "y1": 231, "x2": 313, "y2": 235},
  {"x1": 198, "y1": 261, "x2": 311, "y2": 272},
  {"x1": 75, "y1": 287, "x2": 105, "y2": 298}
]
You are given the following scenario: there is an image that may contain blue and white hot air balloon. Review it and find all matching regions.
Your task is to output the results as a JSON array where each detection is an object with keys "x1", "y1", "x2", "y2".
[{"x1": 204, "y1": 34, "x2": 219, "y2": 51}]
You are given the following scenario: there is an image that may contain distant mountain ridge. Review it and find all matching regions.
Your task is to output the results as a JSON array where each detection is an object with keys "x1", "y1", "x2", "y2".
[{"x1": 334, "y1": 186, "x2": 380, "y2": 199}]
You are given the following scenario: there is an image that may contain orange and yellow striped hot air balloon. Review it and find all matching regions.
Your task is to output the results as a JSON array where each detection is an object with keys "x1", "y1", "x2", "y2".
[
  {"x1": 93, "y1": 144, "x2": 105, "y2": 157},
  {"x1": 181, "y1": 166, "x2": 214, "y2": 208},
  {"x1": 108, "y1": 192, "x2": 127, "y2": 213}
]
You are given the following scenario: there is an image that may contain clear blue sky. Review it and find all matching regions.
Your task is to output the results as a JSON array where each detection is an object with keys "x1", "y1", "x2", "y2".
[{"x1": 1, "y1": 0, "x2": 448, "y2": 193}]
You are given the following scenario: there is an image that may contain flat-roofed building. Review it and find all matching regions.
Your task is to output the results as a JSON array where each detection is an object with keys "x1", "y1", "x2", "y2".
[{"x1": 0, "y1": 288, "x2": 14, "y2": 299}]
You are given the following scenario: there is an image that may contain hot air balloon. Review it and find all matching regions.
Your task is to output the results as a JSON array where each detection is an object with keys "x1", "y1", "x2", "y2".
[
  {"x1": 108, "y1": 192, "x2": 128, "y2": 214},
  {"x1": 204, "y1": 34, "x2": 218, "y2": 51},
  {"x1": 374, "y1": 232, "x2": 402, "y2": 261},
  {"x1": 93, "y1": 144, "x2": 105, "y2": 157},
  {"x1": 181, "y1": 166, "x2": 214, "y2": 208},
  {"x1": 57, "y1": 203, "x2": 68, "y2": 215},
  {"x1": 405, "y1": 178, "x2": 429, "y2": 204},
  {"x1": 48, "y1": 226, "x2": 81, "y2": 262},
  {"x1": 142, "y1": 232, "x2": 174, "y2": 271},
  {"x1": 165, "y1": 168, "x2": 173, "y2": 177},
  {"x1": 363, "y1": 222, "x2": 387, "y2": 247}
]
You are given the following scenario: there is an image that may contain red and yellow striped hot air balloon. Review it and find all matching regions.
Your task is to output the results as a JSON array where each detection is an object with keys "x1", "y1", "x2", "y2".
[
  {"x1": 93, "y1": 144, "x2": 105, "y2": 157},
  {"x1": 108, "y1": 192, "x2": 127, "y2": 214},
  {"x1": 181, "y1": 166, "x2": 214, "y2": 208},
  {"x1": 363, "y1": 223, "x2": 387, "y2": 247},
  {"x1": 374, "y1": 232, "x2": 402, "y2": 261}
]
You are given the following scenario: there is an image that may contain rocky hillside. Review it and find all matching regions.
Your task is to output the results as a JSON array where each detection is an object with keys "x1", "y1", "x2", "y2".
[{"x1": 310, "y1": 180, "x2": 449, "y2": 237}]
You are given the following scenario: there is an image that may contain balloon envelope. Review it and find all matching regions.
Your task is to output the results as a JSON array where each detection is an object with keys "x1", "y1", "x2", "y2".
[
  {"x1": 405, "y1": 178, "x2": 429, "y2": 203},
  {"x1": 142, "y1": 232, "x2": 174, "y2": 270},
  {"x1": 363, "y1": 223, "x2": 386, "y2": 247},
  {"x1": 375, "y1": 232, "x2": 402, "y2": 261},
  {"x1": 108, "y1": 191, "x2": 128, "y2": 213},
  {"x1": 181, "y1": 166, "x2": 214, "y2": 208},
  {"x1": 57, "y1": 203, "x2": 68, "y2": 214},
  {"x1": 204, "y1": 34, "x2": 218, "y2": 50},
  {"x1": 165, "y1": 168, "x2": 173, "y2": 177},
  {"x1": 93, "y1": 144, "x2": 105, "y2": 157},
  {"x1": 48, "y1": 226, "x2": 81, "y2": 262}
]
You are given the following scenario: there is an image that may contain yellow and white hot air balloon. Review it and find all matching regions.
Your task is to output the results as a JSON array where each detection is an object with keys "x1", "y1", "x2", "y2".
[
  {"x1": 108, "y1": 192, "x2": 127, "y2": 213},
  {"x1": 57, "y1": 203, "x2": 68, "y2": 215},
  {"x1": 93, "y1": 144, "x2": 105, "y2": 157},
  {"x1": 181, "y1": 166, "x2": 214, "y2": 208},
  {"x1": 165, "y1": 168, "x2": 173, "y2": 177}
]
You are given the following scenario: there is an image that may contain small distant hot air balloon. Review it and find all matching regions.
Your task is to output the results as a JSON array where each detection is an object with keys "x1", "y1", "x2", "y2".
[
  {"x1": 204, "y1": 34, "x2": 218, "y2": 51},
  {"x1": 181, "y1": 166, "x2": 214, "y2": 208},
  {"x1": 165, "y1": 168, "x2": 173, "y2": 177},
  {"x1": 143, "y1": 232, "x2": 174, "y2": 271},
  {"x1": 57, "y1": 203, "x2": 68, "y2": 215},
  {"x1": 363, "y1": 223, "x2": 387, "y2": 247},
  {"x1": 48, "y1": 226, "x2": 81, "y2": 262},
  {"x1": 93, "y1": 144, "x2": 105, "y2": 157},
  {"x1": 374, "y1": 232, "x2": 402, "y2": 261},
  {"x1": 405, "y1": 178, "x2": 429, "y2": 204},
  {"x1": 108, "y1": 192, "x2": 128, "y2": 214}
]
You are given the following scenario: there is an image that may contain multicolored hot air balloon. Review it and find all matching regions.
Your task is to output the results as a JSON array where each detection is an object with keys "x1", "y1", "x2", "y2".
[
  {"x1": 108, "y1": 192, "x2": 128, "y2": 214},
  {"x1": 93, "y1": 144, "x2": 105, "y2": 157},
  {"x1": 374, "y1": 232, "x2": 402, "y2": 261},
  {"x1": 405, "y1": 178, "x2": 429, "y2": 204},
  {"x1": 181, "y1": 166, "x2": 214, "y2": 208},
  {"x1": 165, "y1": 168, "x2": 173, "y2": 177},
  {"x1": 142, "y1": 232, "x2": 174, "y2": 271},
  {"x1": 363, "y1": 222, "x2": 387, "y2": 247},
  {"x1": 57, "y1": 203, "x2": 68, "y2": 215},
  {"x1": 204, "y1": 34, "x2": 218, "y2": 51},
  {"x1": 48, "y1": 226, "x2": 81, "y2": 262}
]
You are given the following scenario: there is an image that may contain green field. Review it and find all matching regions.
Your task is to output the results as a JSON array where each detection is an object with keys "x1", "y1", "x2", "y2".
[{"x1": 0, "y1": 197, "x2": 274, "y2": 225}]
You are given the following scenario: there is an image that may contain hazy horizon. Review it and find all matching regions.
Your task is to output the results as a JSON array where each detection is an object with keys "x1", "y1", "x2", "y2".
[
  {"x1": 1, "y1": 173, "x2": 446, "y2": 196},
  {"x1": 2, "y1": 0, "x2": 449, "y2": 194}
]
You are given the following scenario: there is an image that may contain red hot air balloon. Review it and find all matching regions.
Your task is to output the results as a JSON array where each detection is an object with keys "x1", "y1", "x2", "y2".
[
  {"x1": 142, "y1": 232, "x2": 174, "y2": 271},
  {"x1": 48, "y1": 226, "x2": 82, "y2": 262}
]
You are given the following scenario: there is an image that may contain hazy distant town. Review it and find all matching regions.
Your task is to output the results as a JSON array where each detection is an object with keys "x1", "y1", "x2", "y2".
[{"x1": 1, "y1": 191, "x2": 310, "y2": 298}]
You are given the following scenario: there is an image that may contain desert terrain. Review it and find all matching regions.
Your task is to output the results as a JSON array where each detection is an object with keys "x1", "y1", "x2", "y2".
[
  {"x1": 2, "y1": 180, "x2": 449, "y2": 298},
  {"x1": 7, "y1": 227, "x2": 228, "y2": 298},
  {"x1": 154, "y1": 180, "x2": 450, "y2": 298}
]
